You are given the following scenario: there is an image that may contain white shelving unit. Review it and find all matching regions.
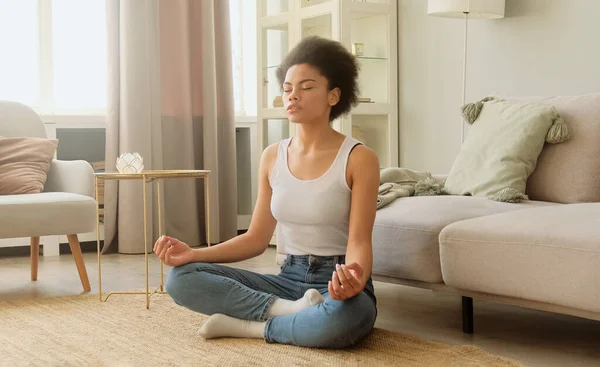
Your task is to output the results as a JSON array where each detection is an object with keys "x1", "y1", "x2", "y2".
[
  {"x1": 256, "y1": 0, "x2": 398, "y2": 167},
  {"x1": 256, "y1": 0, "x2": 398, "y2": 244}
]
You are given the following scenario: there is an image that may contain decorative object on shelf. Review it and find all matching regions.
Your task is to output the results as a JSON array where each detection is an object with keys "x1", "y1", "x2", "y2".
[
  {"x1": 273, "y1": 96, "x2": 284, "y2": 107},
  {"x1": 427, "y1": 0, "x2": 505, "y2": 144},
  {"x1": 116, "y1": 152, "x2": 144, "y2": 174},
  {"x1": 351, "y1": 42, "x2": 364, "y2": 56}
]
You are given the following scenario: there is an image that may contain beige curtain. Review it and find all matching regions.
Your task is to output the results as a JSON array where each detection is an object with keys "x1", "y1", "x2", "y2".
[{"x1": 104, "y1": 0, "x2": 237, "y2": 254}]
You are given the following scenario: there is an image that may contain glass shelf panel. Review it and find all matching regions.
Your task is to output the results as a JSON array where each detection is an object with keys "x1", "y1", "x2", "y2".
[
  {"x1": 350, "y1": 12, "x2": 388, "y2": 104},
  {"x1": 301, "y1": 13, "x2": 332, "y2": 39},
  {"x1": 263, "y1": 66, "x2": 284, "y2": 108},
  {"x1": 301, "y1": 0, "x2": 331, "y2": 8},
  {"x1": 351, "y1": 114, "x2": 389, "y2": 167},
  {"x1": 261, "y1": 24, "x2": 289, "y2": 109},
  {"x1": 356, "y1": 56, "x2": 387, "y2": 62},
  {"x1": 261, "y1": 0, "x2": 288, "y2": 17},
  {"x1": 350, "y1": 0, "x2": 388, "y2": 3}
]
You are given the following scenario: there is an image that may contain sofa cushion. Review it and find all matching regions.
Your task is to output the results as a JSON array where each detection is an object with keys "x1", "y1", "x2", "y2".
[
  {"x1": 0, "y1": 192, "x2": 97, "y2": 238},
  {"x1": 514, "y1": 93, "x2": 600, "y2": 203},
  {"x1": 372, "y1": 196, "x2": 556, "y2": 283},
  {"x1": 0, "y1": 136, "x2": 58, "y2": 195},
  {"x1": 440, "y1": 203, "x2": 600, "y2": 313},
  {"x1": 444, "y1": 98, "x2": 566, "y2": 202}
]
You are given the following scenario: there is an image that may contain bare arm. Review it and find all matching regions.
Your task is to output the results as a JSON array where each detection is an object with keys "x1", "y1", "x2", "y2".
[
  {"x1": 344, "y1": 145, "x2": 379, "y2": 285},
  {"x1": 191, "y1": 143, "x2": 279, "y2": 263}
]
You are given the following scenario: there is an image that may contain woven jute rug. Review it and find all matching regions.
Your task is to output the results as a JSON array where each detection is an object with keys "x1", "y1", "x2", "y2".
[{"x1": 0, "y1": 293, "x2": 524, "y2": 367}]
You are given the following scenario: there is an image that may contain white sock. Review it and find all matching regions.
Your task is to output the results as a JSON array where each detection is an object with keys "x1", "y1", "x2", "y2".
[
  {"x1": 266, "y1": 288, "x2": 325, "y2": 317},
  {"x1": 199, "y1": 314, "x2": 266, "y2": 339}
]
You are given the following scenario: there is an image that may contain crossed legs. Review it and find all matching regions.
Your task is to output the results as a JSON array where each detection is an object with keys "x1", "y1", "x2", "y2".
[{"x1": 166, "y1": 262, "x2": 376, "y2": 348}]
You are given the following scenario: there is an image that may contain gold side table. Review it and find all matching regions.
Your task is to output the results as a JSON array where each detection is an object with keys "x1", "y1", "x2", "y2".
[{"x1": 94, "y1": 170, "x2": 211, "y2": 309}]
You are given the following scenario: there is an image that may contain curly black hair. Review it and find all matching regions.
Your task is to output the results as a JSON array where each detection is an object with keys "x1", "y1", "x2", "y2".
[{"x1": 276, "y1": 36, "x2": 360, "y2": 122}]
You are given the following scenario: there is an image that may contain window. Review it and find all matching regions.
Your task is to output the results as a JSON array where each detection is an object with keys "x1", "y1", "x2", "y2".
[
  {"x1": 0, "y1": 0, "x2": 107, "y2": 116},
  {"x1": 229, "y1": 0, "x2": 257, "y2": 118}
]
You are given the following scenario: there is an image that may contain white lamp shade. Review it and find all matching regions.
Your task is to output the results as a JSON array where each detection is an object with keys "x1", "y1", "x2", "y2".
[{"x1": 427, "y1": 0, "x2": 505, "y2": 19}]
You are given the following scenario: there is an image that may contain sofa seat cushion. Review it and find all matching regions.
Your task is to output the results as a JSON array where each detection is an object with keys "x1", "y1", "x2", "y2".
[
  {"x1": 0, "y1": 192, "x2": 96, "y2": 238},
  {"x1": 372, "y1": 196, "x2": 557, "y2": 283},
  {"x1": 440, "y1": 203, "x2": 600, "y2": 313}
]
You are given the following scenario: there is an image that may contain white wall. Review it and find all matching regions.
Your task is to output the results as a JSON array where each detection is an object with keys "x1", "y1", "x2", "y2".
[{"x1": 398, "y1": 0, "x2": 600, "y2": 173}]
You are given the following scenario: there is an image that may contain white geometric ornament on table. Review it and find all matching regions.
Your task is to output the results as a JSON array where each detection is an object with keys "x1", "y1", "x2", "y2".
[
  {"x1": 427, "y1": 0, "x2": 505, "y2": 144},
  {"x1": 116, "y1": 152, "x2": 144, "y2": 174}
]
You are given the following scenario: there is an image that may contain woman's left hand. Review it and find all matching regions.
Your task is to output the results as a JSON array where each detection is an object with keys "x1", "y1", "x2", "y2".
[{"x1": 329, "y1": 262, "x2": 365, "y2": 301}]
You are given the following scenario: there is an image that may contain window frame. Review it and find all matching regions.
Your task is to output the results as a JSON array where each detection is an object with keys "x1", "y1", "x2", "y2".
[
  {"x1": 230, "y1": 0, "x2": 257, "y2": 123},
  {"x1": 24, "y1": 0, "x2": 256, "y2": 124},
  {"x1": 34, "y1": 0, "x2": 106, "y2": 123}
]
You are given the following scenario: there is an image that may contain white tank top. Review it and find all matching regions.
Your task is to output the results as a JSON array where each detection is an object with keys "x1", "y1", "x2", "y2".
[{"x1": 269, "y1": 135, "x2": 362, "y2": 256}]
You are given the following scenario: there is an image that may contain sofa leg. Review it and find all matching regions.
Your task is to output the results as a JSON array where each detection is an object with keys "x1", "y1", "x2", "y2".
[
  {"x1": 67, "y1": 234, "x2": 91, "y2": 292},
  {"x1": 462, "y1": 296, "x2": 474, "y2": 334},
  {"x1": 30, "y1": 236, "x2": 40, "y2": 281}
]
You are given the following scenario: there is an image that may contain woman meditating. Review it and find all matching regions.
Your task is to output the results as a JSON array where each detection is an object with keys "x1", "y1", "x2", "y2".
[{"x1": 153, "y1": 36, "x2": 380, "y2": 349}]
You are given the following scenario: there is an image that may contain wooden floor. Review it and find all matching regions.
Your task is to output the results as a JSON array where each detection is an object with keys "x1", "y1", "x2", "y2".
[{"x1": 1, "y1": 246, "x2": 599, "y2": 367}]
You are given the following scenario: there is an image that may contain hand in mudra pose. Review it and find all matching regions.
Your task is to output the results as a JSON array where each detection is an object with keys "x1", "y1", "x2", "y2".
[
  {"x1": 329, "y1": 262, "x2": 364, "y2": 301},
  {"x1": 153, "y1": 235, "x2": 195, "y2": 267}
]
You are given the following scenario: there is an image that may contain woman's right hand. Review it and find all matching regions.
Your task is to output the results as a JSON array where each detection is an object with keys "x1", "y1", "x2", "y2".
[{"x1": 153, "y1": 235, "x2": 195, "y2": 267}]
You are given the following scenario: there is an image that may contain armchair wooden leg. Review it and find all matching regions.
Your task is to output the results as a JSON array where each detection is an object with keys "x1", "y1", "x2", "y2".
[
  {"x1": 67, "y1": 234, "x2": 91, "y2": 292},
  {"x1": 31, "y1": 236, "x2": 40, "y2": 281}
]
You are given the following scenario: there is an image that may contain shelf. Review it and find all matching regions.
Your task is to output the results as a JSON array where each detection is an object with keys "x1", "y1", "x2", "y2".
[
  {"x1": 302, "y1": 13, "x2": 332, "y2": 39},
  {"x1": 301, "y1": 0, "x2": 390, "y2": 11},
  {"x1": 351, "y1": 11, "x2": 389, "y2": 103},
  {"x1": 348, "y1": 2, "x2": 390, "y2": 18},
  {"x1": 299, "y1": 1, "x2": 335, "y2": 19},
  {"x1": 356, "y1": 56, "x2": 387, "y2": 62},
  {"x1": 261, "y1": 23, "x2": 289, "y2": 109},
  {"x1": 257, "y1": 0, "x2": 397, "y2": 166},
  {"x1": 301, "y1": 0, "x2": 330, "y2": 8},
  {"x1": 261, "y1": 0, "x2": 288, "y2": 17},
  {"x1": 259, "y1": 14, "x2": 290, "y2": 29}
]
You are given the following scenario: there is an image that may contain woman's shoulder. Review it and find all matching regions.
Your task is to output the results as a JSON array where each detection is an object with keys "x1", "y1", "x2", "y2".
[
  {"x1": 260, "y1": 139, "x2": 290, "y2": 178},
  {"x1": 347, "y1": 144, "x2": 379, "y2": 171},
  {"x1": 262, "y1": 138, "x2": 290, "y2": 156}
]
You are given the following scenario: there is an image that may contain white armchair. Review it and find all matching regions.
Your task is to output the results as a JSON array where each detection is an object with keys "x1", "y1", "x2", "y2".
[{"x1": 0, "y1": 101, "x2": 97, "y2": 292}]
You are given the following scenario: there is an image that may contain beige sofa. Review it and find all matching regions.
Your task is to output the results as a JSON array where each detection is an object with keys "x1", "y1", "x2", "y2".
[{"x1": 371, "y1": 93, "x2": 600, "y2": 333}]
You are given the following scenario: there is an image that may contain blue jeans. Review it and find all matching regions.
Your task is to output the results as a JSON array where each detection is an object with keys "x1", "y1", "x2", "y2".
[{"x1": 166, "y1": 254, "x2": 377, "y2": 349}]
